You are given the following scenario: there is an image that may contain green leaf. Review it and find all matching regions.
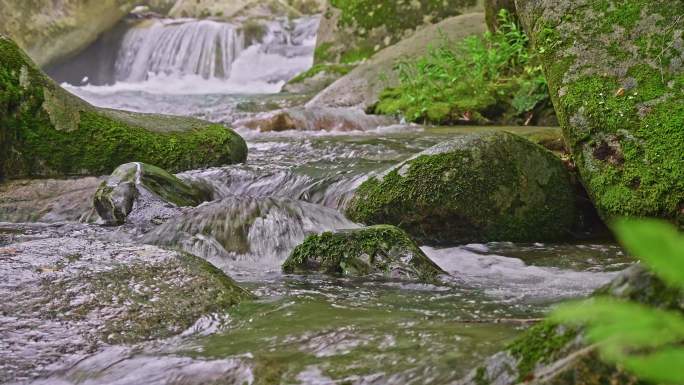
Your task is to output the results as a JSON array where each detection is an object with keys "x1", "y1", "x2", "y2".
[
  {"x1": 612, "y1": 218, "x2": 684, "y2": 290},
  {"x1": 552, "y1": 298, "x2": 684, "y2": 384},
  {"x1": 620, "y1": 348, "x2": 684, "y2": 384}
]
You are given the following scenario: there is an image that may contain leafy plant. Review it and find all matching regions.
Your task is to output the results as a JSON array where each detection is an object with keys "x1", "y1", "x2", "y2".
[
  {"x1": 552, "y1": 219, "x2": 684, "y2": 384},
  {"x1": 375, "y1": 10, "x2": 551, "y2": 125}
]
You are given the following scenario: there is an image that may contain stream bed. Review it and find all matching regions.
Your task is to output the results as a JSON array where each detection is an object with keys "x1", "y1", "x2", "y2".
[{"x1": 2, "y1": 124, "x2": 632, "y2": 384}]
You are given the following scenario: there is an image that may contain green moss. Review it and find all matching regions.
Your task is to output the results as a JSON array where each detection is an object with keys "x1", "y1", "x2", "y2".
[
  {"x1": 507, "y1": 322, "x2": 578, "y2": 382},
  {"x1": 330, "y1": 0, "x2": 476, "y2": 37},
  {"x1": 346, "y1": 132, "x2": 577, "y2": 244},
  {"x1": 0, "y1": 35, "x2": 247, "y2": 180},
  {"x1": 314, "y1": 42, "x2": 335, "y2": 63},
  {"x1": 288, "y1": 63, "x2": 354, "y2": 84},
  {"x1": 339, "y1": 46, "x2": 375, "y2": 64},
  {"x1": 522, "y1": 0, "x2": 684, "y2": 223},
  {"x1": 283, "y1": 225, "x2": 444, "y2": 282}
]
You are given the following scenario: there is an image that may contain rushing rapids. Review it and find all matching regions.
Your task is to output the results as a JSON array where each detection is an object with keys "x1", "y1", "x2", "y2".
[{"x1": 1, "y1": 8, "x2": 636, "y2": 385}]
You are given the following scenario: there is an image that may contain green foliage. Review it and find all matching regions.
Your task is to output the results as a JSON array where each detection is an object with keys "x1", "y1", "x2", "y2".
[
  {"x1": 552, "y1": 219, "x2": 684, "y2": 384},
  {"x1": 375, "y1": 10, "x2": 550, "y2": 125}
]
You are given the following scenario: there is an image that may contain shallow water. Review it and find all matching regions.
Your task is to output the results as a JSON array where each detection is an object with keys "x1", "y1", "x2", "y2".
[
  {"x1": 3, "y1": 125, "x2": 632, "y2": 384},
  {"x1": 3, "y1": 14, "x2": 633, "y2": 383}
]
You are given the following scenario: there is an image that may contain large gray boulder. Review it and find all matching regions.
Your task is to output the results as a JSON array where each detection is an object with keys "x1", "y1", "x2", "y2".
[{"x1": 516, "y1": 0, "x2": 684, "y2": 225}]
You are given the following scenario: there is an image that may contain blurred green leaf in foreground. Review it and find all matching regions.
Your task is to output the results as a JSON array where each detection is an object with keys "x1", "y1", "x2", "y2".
[{"x1": 552, "y1": 219, "x2": 684, "y2": 384}]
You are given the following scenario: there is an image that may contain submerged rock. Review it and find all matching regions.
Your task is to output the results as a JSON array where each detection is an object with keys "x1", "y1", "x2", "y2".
[
  {"x1": 0, "y1": 34, "x2": 247, "y2": 180},
  {"x1": 234, "y1": 107, "x2": 396, "y2": 132},
  {"x1": 283, "y1": 225, "x2": 445, "y2": 282},
  {"x1": 0, "y1": 223, "x2": 252, "y2": 384},
  {"x1": 94, "y1": 162, "x2": 211, "y2": 226},
  {"x1": 0, "y1": 177, "x2": 102, "y2": 223},
  {"x1": 308, "y1": 13, "x2": 487, "y2": 109},
  {"x1": 346, "y1": 132, "x2": 577, "y2": 244},
  {"x1": 457, "y1": 265, "x2": 682, "y2": 385},
  {"x1": 517, "y1": 0, "x2": 684, "y2": 225}
]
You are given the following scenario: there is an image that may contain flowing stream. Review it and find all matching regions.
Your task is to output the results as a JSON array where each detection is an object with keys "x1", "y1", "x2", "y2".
[{"x1": 3, "y1": 13, "x2": 634, "y2": 385}]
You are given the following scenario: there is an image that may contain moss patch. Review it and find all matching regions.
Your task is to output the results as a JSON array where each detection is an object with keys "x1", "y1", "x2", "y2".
[
  {"x1": 346, "y1": 131, "x2": 577, "y2": 244},
  {"x1": 283, "y1": 225, "x2": 445, "y2": 282},
  {"x1": 518, "y1": 0, "x2": 684, "y2": 224},
  {"x1": 0, "y1": 35, "x2": 247, "y2": 180}
]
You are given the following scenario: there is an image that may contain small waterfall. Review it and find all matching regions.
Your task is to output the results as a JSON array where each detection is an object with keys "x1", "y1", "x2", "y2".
[
  {"x1": 57, "y1": 16, "x2": 320, "y2": 96},
  {"x1": 115, "y1": 19, "x2": 245, "y2": 82}
]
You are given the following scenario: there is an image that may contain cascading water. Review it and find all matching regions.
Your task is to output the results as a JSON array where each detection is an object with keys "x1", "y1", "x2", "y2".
[
  {"x1": 62, "y1": 15, "x2": 320, "y2": 110},
  {"x1": 3, "y1": 9, "x2": 637, "y2": 385},
  {"x1": 114, "y1": 19, "x2": 245, "y2": 82}
]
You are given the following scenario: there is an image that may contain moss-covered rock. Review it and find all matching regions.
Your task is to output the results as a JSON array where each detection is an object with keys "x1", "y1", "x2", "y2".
[
  {"x1": 516, "y1": 0, "x2": 684, "y2": 225},
  {"x1": 345, "y1": 132, "x2": 577, "y2": 244},
  {"x1": 283, "y1": 225, "x2": 445, "y2": 282},
  {"x1": 458, "y1": 265, "x2": 682, "y2": 385},
  {"x1": 0, "y1": 223, "x2": 252, "y2": 382},
  {"x1": 0, "y1": 34, "x2": 247, "y2": 181},
  {"x1": 94, "y1": 162, "x2": 212, "y2": 226}
]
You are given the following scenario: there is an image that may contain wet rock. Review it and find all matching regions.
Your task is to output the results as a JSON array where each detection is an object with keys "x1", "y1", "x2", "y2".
[
  {"x1": 0, "y1": 223, "x2": 252, "y2": 384},
  {"x1": 313, "y1": 0, "x2": 481, "y2": 71},
  {"x1": 307, "y1": 13, "x2": 487, "y2": 109},
  {"x1": 457, "y1": 265, "x2": 682, "y2": 385},
  {"x1": 0, "y1": 0, "x2": 137, "y2": 67},
  {"x1": 283, "y1": 225, "x2": 445, "y2": 282},
  {"x1": 234, "y1": 107, "x2": 396, "y2": 132},
  {"x1": 0, "y1": 177, "x2": 102, "y2": 223},
  {"x1": 94, "y1": 162, "x2": 212, "y2": 226},
  {"x1": 517, "y1": 0, "x2": 684, "y2": 224},
  {"x1": 346, "y1": 131, "x2": 577, "y2": 244},
  {"x1": 0, "y1": 34, "x2": 247, "y2": 180}
]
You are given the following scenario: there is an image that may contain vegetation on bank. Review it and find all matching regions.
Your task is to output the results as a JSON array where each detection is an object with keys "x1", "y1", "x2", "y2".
[{"x1": 374, "y1": 10, "x2": 551, "y2": 125}]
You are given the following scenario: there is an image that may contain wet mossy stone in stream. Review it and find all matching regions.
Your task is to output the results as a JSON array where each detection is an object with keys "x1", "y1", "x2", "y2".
[
  {"x1": 458, "y1": 265, "x2": 683, "y2": 385},
  {"x1": 94, "y1": 162, "x2": 212, "y2": 226},
  {"x1": 0, "y1": 34, "x2": 247, "y2": 181},
  {"x1": 282, "y1": 225, "x2": 445, "y2": 282},
  {"x1": 0, "y1": 223, "x2": 253, "y2": 382},
  {"x1": 345, "y1": 132, "x2": 577, "y2": 244},
  {"x1": 516, "y1": 0, "x2": 684, "y2": 225}
]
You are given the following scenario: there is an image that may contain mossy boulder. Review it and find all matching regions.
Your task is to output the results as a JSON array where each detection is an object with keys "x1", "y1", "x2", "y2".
[
  {"x1": 516, "y1": 0, "x2": 684, "y2": 225},
  {"x1": 283, "y1": 225, "x2": 445, "y2": 282},
  {"x1": 458, "y1": 265, "x2": 683, "y2": 385},
  {"x1": 0, "y1": 34, "x2": 247, "y2": 181},
  {"x1": 345, "y1": 132, "x2": 577, "y2": 244},
  {"x1": 94, "y1": 162, "x2": 212, "y2": 226},
  {"x1": 0, "y1": 224, "x2": 252, "y2": 383}
]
